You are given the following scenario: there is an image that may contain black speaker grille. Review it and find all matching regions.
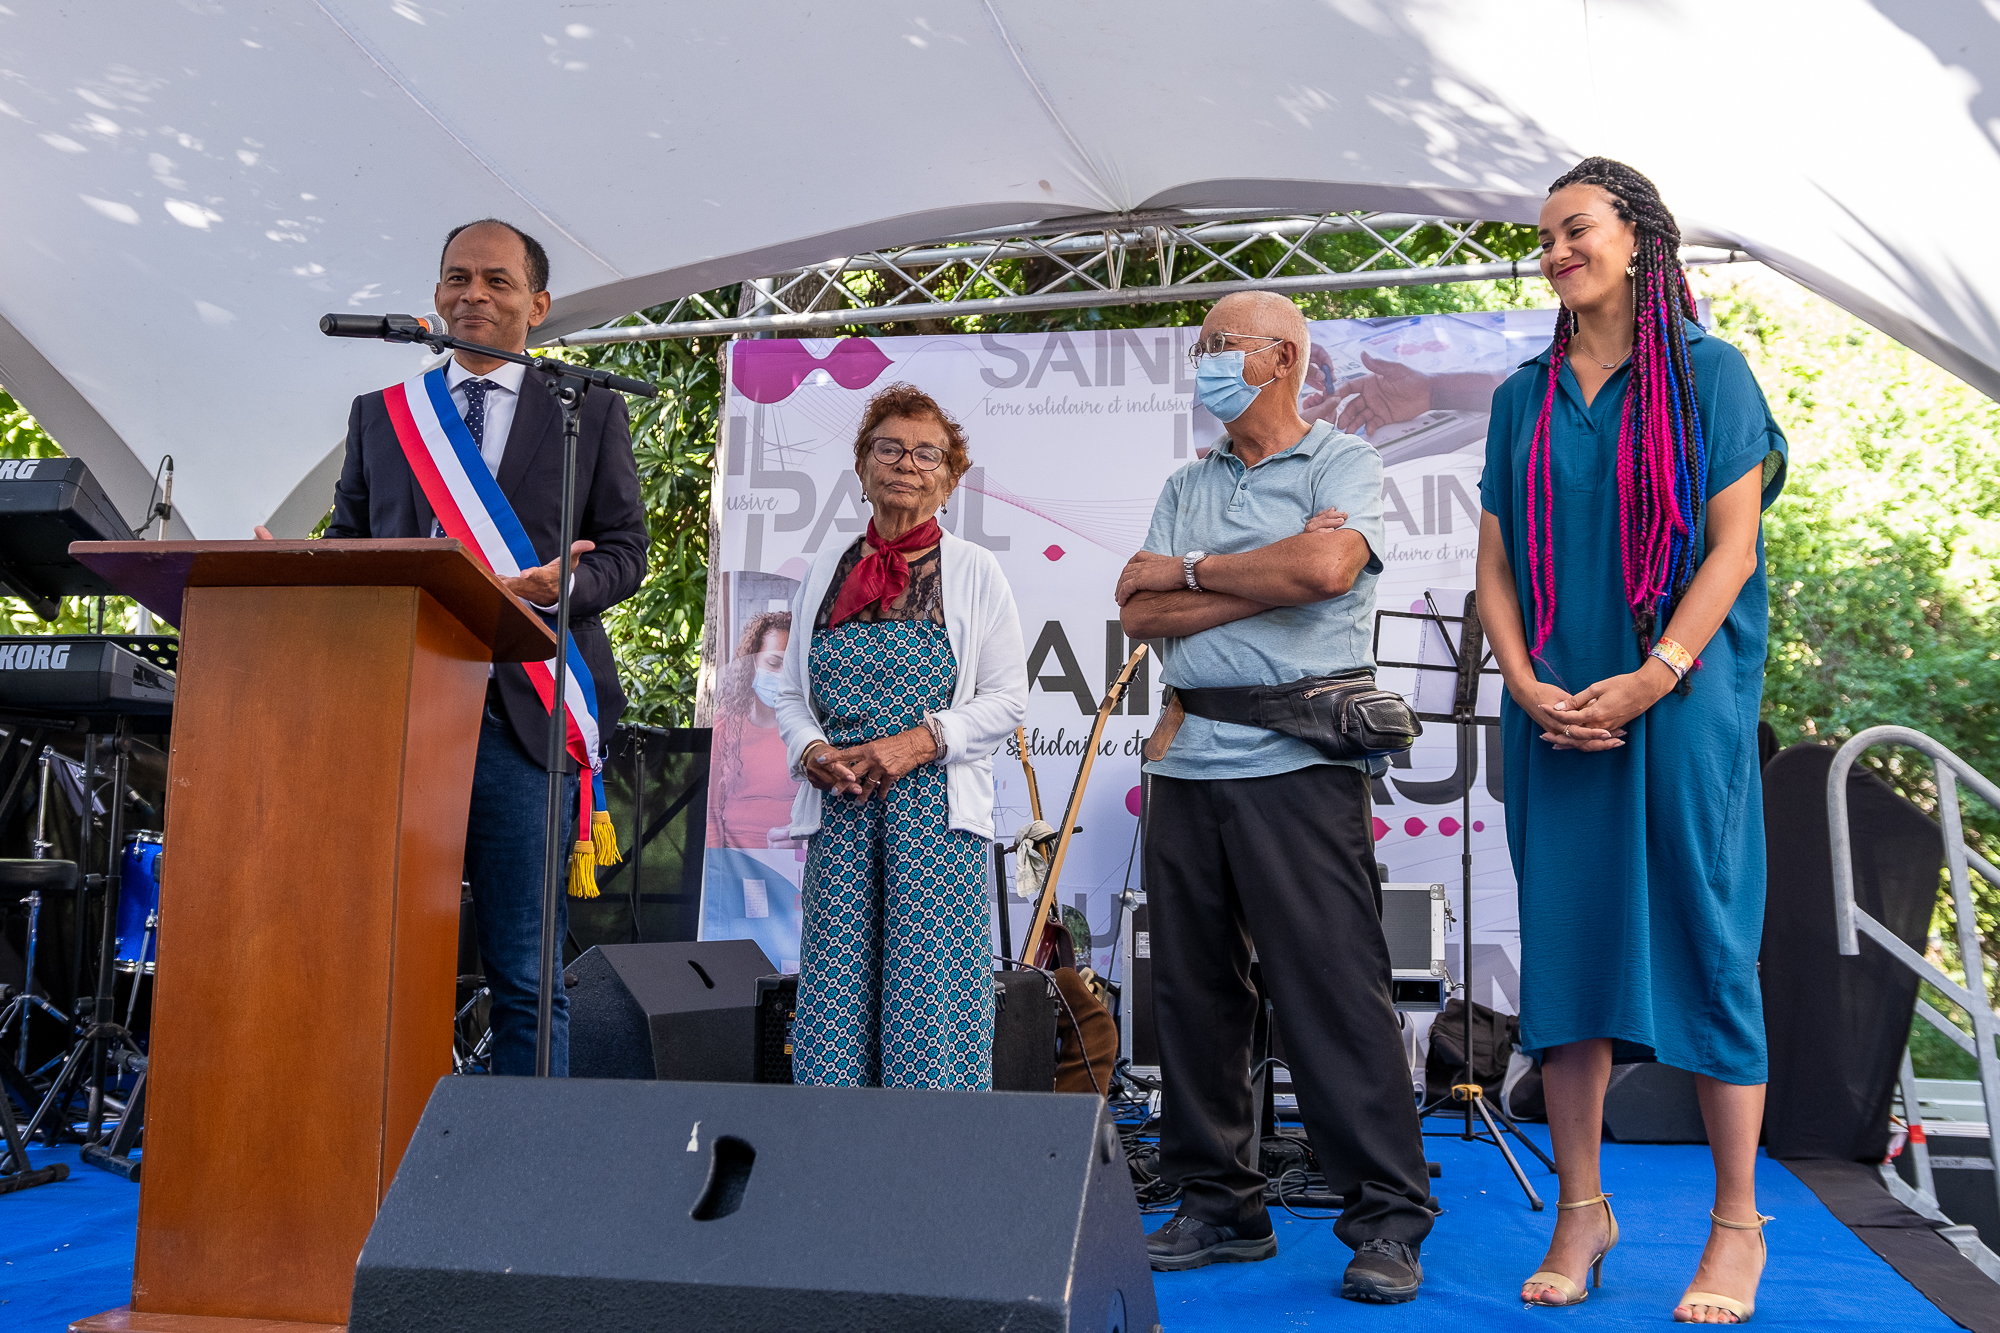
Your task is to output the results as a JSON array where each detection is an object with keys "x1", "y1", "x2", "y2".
[{"x1": 755, "y1": 974, "x2": 797, "y2": 1084}]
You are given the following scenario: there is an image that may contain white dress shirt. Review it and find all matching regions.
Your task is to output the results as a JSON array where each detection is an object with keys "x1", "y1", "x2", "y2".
[{"x1": 445, "y1": 355, "x2": 527, "y2": 475}]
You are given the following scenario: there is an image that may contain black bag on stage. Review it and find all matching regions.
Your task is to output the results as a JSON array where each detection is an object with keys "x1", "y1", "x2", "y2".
[{"x1": 1426, "y1": 997, "x2": 1518, "y2": 1103}]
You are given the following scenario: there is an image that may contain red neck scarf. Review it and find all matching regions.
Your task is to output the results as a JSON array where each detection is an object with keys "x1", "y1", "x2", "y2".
[{"x1": 828, "y1": 518, "x2": 942, "y2": 627}]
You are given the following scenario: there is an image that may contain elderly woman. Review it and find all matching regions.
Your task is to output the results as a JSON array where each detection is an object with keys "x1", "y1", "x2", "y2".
[{"x1": 773, "y1": 382, "x2": 1027, "y2": 1089}]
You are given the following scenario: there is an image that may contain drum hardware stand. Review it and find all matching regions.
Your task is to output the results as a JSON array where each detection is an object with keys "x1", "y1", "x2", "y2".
[
  {"x1": 452, "y1": 984, "x2": 494, "y2": 1075},
  {"x1": 0, "y1": 1048, "x2": 67, "y2": 1194},
  {"x1": 0, "y1": 749, "x2": 75, "y2": 1077},
  {"x1": 1375, "y1": 592, "x2": 1555, "y2": 1210},
  {"x1": 121, "y1": 908, "x2": 157, "y2": 1030},
  {"x1": 0, "y1": 723, "x2": 49, "y2": 825},
  {"x1": 24, "y1": 717, "x2": 145, "y2": 1151}
]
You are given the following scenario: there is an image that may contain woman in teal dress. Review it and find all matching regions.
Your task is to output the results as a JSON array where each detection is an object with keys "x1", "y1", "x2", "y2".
[{"x1": 1477, "y1": 160, "x2": 1787, "y2": 1323}]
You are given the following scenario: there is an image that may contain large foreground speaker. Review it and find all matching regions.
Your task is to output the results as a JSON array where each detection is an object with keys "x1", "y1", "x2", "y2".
[
  {"x1": 350, "y1": 1078, "x2": 1160, "y2": 1333},
  {"x1": 568, "y1": 940, "x2": 774, "y2": 1082}
]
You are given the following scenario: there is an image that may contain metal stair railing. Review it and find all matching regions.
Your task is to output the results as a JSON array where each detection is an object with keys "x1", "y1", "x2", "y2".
[{"x1": 1828, "y1": 725, "x2": 2000, "y2": 1247}]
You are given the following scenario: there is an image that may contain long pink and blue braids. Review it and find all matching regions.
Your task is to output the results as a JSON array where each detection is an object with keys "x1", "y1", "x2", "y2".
[{"x1": 1524, "y1": 157, "x2": 1707, "y2": 692}]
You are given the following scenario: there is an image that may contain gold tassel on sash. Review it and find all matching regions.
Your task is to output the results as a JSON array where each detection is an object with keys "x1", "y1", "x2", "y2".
[
  {"x1": 591, "y1": 809, "x2": 623, "y2": 866},
  {"x1": 568, "y1": 840, "x2": 599, "y2": 899}
]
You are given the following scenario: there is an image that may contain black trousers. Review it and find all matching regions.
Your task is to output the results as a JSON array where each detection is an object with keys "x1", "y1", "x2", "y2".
[{"x1": 1146, "y1": 764, "x2": 1434, "y2": 1250}]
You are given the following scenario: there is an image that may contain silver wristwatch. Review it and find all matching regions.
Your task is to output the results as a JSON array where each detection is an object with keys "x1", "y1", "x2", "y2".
[{"x1": 1182, "y1": 550, "x2": 1209, "y2": 591}]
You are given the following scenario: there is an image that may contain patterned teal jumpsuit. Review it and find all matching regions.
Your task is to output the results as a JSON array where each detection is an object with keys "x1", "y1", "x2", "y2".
[{"x1": 792, "y1": 543, "x2": 995, "y2": 1088}]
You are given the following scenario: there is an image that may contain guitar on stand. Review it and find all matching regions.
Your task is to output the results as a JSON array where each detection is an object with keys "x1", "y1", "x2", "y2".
[{"x1": 1021, "y1": 644, "x2": 1147, "y2": 971}]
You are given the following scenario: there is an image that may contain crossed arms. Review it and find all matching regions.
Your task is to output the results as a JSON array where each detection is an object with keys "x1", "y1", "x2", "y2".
[{"x1": 1116, "y1": 514, "x2": 1372, "y2": 640}]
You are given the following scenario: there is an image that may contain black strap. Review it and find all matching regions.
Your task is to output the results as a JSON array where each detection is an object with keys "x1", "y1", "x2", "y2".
[{"x1": 1173, "y1": 684, "x2": 1263, "y2": 728}]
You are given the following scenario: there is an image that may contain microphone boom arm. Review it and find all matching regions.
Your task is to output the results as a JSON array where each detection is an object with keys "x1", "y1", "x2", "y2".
[{"x1": 319, "y1": 312, "x2": 658, "y2": 399}]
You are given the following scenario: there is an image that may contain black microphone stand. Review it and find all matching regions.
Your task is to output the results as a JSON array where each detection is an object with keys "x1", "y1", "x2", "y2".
[
  {"x1": 324, "y1": 317, "x2": 657, "y2": 1077},
  {"x1": 1374, "y1": 591, "x2": 1555, "y2": 1209}
]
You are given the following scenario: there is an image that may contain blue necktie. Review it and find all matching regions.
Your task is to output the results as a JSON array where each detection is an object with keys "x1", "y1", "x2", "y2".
[
  {"x1": 461, "y1": 377, "x2": 499, "y2": 449},
  {"x1": 432, "y1": 377, "x2": 502, "y2": 537}
]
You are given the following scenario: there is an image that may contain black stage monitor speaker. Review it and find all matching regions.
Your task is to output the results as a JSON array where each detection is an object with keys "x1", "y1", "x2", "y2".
[
  {"x1": 351, "y1": 1078, "x2": 1161, "y2": 1333},
  {"x1": 568, "y1": 940, "x2": 775, "y2": 1083},
  {"x1": 1602, "y1": 1062, "x2": 1708, "y2": 1143},
  {"x1": 755, "y1": 969, "x2": 1058, "y2": 1091}
]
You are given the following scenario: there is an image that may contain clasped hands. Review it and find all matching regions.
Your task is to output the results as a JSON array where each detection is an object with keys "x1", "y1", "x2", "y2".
[
  {"x1": 1113, "y1": 506, "x2": 1350, "y2": 606},
  {"x1": 802, "y1": 728, "x2": 940, "y2": 799},
  {"x1": 1512, "y1": 661, "x2": 1677, "y2": 752}
]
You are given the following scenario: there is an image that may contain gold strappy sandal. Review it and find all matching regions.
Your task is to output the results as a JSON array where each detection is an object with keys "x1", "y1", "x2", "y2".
[
  {"x1": 1521, "y1": 1192, "x2": 1620, "y2": 1307},
  {"x1": 1674, "y1": 1210, "x2": 1774, "y2": 1324}
]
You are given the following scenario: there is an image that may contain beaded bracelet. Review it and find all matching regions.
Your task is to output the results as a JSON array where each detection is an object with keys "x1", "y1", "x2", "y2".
[{"x1": 1649, "y1": 636, "x2": 1694, "y2": 682}]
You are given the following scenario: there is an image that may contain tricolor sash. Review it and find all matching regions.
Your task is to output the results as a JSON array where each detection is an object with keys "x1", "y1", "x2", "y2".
[{"x1": 382, "y1": 366, "x2": 620, "y2": 896}]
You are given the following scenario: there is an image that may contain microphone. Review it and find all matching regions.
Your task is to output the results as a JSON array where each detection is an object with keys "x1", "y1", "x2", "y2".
[{"x1": 319, "y1": 312, "x2": 439, "y2": 342}]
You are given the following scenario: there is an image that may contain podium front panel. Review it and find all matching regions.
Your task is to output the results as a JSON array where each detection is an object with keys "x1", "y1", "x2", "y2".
[{"x1": 132, "y1": 584, "x2": 487, "y2": 1325}]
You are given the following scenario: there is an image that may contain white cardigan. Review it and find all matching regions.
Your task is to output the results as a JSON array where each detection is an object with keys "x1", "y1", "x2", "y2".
[{"x1": 774, "y1": 530, "x2": 1028, "y2": 842}]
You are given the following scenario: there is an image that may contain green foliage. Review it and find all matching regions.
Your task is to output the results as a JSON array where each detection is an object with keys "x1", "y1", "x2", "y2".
[
  {"x1": 1711, "y1": 271, "x2": 2000, "y2": 964},
  {"x1": 558, "y1": 309, "x2": 735, "y2": 728}
]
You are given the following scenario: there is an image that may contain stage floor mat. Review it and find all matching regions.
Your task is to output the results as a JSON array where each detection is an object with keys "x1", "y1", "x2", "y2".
[{"x1": 1, "y1": 1130, "x2": 1978, "y2": 1331}]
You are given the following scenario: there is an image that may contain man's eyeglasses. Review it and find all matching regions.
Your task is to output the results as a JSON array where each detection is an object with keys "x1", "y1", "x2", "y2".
[
  {"x1": 868, "y1": 438, "x2": 947, "y2": 471},
  {"x1": 1186, "y1": 331, "x2": 1285, "y2": 369}
]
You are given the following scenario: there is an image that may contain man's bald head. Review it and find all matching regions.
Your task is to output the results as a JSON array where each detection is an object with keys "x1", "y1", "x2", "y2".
[{"x1": 1202, "y1": 291, "x2": 1311, "y2": 394}]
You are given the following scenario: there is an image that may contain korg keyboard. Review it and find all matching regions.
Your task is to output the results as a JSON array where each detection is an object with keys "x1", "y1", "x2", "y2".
[
  {"x1": 0, "y1": 635, "x2": 176, "y2": 717},
  {"x1": 0, "y1": 456, "x2": 134, "y2": 618}
]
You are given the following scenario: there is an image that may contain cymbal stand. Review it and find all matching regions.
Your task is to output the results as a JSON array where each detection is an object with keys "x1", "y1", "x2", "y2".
[
  {"x1": 0, "y1": 749, "x2": 74, "y2": 1078},
  {"x1": 1375, "y1": 592, "x2": 1554, "y2": 1210},
  {"x1": 24, "y1": 718, "x2": 146, "y2": 1150}
]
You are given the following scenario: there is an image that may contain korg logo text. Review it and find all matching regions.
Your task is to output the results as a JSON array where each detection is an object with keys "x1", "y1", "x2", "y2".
[
  {"x1": 0, "y1": 644, "x2": 72, "y2": 670},
  {"x1": 0, "y1": 459, "x2": 48, "y2": 480}
]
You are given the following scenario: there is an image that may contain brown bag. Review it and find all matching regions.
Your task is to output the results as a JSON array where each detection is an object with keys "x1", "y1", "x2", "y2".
[{"x1": 1051, "y1": 966, "x2": 1119, "y2": 1096}]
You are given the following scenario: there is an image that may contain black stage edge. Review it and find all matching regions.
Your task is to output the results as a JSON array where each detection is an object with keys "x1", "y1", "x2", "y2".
[{"x1": 1783, "y1": 1159, "x2": 2000, "y2": 1333}]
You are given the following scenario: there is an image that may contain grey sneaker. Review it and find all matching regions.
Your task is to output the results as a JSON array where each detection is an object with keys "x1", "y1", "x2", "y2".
[
  {"x1": 1341, "y1": 1237, "x2": 1424, "y2": 1303},
  {"x1": 1144, "y1": 1212, "x2": 1278, "y2": 1272}
]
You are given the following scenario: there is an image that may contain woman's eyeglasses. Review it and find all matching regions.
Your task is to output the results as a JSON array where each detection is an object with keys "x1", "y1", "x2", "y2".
[{"x1": 869, "y1": 438, "x2": 947, "y2": 471}]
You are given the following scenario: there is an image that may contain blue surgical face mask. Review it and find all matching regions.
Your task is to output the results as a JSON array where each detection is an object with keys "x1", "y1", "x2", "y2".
[
  {"x1": 751, "y1": 667, "x2": 784, "y2": 709},
  {"x1": 1194, "y1": 349, "x2": 1278, "y2": 423}
]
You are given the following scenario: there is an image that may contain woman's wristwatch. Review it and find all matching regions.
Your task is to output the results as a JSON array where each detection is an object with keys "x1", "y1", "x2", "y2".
[{"x1": 919, "y1": 712, "x2": 948, "y2": 762}]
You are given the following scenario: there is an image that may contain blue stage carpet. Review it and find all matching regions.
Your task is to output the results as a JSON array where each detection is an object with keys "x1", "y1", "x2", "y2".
[{"x1": 0, "y1": 1128, "x2": 1970, "y2": 1331}]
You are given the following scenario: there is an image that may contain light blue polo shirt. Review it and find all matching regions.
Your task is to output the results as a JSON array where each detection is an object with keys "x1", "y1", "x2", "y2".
[{"x1": 1140, "y1": 419, "x2": 1386, "y2": 781}]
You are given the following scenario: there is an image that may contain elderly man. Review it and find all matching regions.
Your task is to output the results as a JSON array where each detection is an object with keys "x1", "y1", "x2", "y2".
[
  {"x1": 278, "y1": 219, "x2": 648, "y2": 1076},
  {"x1": 1116, "y1": 291, "x2": 1432, "y2": 1302}
]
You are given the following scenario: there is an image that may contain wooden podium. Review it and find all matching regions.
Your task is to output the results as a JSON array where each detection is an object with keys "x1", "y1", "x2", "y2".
[{"x1": 66, "y1": 540, "x2": 556, "y2": 1333}]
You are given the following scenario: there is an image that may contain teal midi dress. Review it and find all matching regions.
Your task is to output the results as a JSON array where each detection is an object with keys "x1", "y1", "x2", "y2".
[{"x1": 1479, "y1": 320, "x2": 1787, "y2": 1085}]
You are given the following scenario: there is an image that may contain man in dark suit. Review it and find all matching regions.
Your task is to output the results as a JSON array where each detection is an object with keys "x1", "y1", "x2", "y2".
[{"x1": 313, "y1": 218, "x2": 647, "y2": 1075}]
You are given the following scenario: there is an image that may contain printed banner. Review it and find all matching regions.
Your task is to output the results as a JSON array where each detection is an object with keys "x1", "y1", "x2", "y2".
[{"x1": 698, "y1": 311, "x2": 1561, "y2": 1012}]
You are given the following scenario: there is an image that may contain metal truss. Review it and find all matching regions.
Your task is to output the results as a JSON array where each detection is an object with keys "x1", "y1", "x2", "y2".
[{"x1": 552, "y1": 208, "x2": 1749, "y2": 347}]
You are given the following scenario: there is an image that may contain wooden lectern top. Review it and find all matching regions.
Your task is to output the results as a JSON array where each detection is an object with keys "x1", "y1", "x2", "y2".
[{"x1": 70, "y1": 539, "x2": 557, "y2": 662}]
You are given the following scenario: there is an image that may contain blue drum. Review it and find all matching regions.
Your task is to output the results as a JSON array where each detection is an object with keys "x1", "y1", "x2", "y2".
[{"x1": 115, "y1": 832, "x2": 163, "y2": 975}]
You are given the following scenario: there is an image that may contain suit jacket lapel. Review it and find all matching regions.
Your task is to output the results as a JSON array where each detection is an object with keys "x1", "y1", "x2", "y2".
[{"x1": 497, "y1": 374, "x2": 557, "y2": 499}]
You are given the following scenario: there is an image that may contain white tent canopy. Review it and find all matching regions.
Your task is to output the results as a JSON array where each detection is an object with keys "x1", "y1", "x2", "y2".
[{"x1": 2, "y1": 1, "x2": 1995, "y2": 539}]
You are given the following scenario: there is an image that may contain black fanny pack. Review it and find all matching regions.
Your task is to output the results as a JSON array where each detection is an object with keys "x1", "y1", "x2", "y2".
[{"x1": 1173, "y1": 669, "x2": 1421, "y2": 760}]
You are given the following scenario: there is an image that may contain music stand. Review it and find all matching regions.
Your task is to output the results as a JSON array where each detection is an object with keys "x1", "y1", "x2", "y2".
[{"x1": 1374, "y1": 590, "x2": 1555, "y2": 1209}]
